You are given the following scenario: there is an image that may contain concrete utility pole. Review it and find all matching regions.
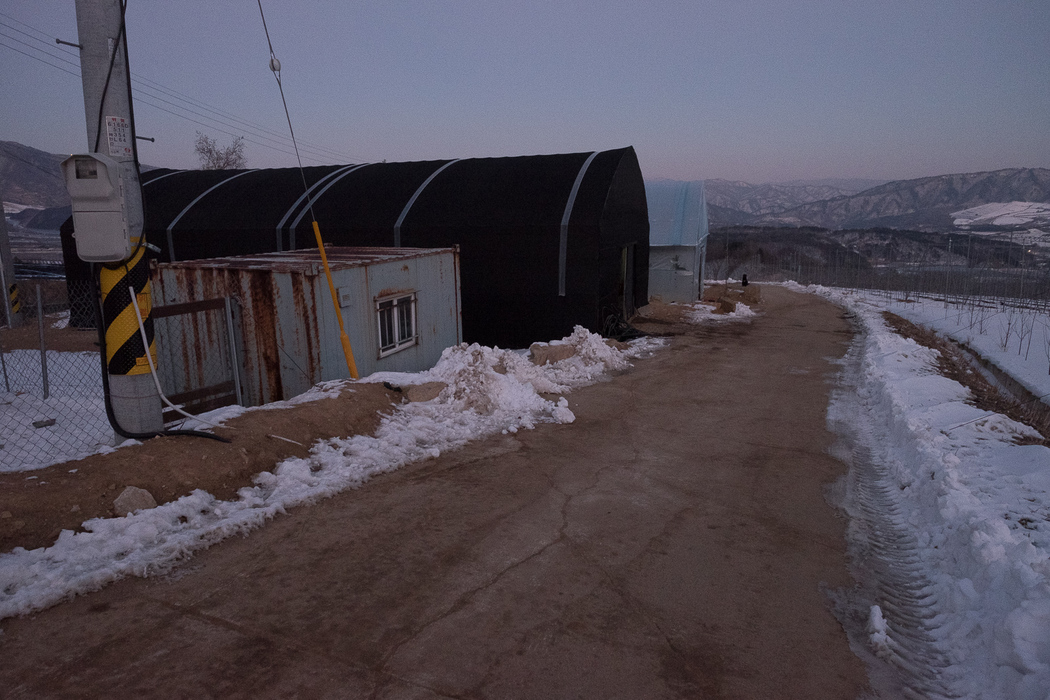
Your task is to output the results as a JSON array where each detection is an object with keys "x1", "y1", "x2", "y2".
[
  {"x1": 73, "y1": 0, "x2": 162, "y2": 436},
  {"x1": 0, "y1": 190, "x2": 24, "y2": 328}
]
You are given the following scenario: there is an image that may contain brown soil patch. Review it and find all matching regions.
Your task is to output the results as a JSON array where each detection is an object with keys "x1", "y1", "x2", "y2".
[
  {"x1": 633, "y1": 299, "x2": 694, "y2": 324},
  {"x1": 703, "y1": 282, "x2": 761, "y2": 307},
  {"x1": 0, "y1": 323, "x2": 99, "y2": 353},
  {"x1": 881, "y1": 311, "x2": 1050, "y2": 445},
  {"x1": 0, "y1": 382, "x2": 401, "y2": 554},
  {"x1": 631, "y1": 286, "x2": 764, "y2": 337},
  {"x1": 1, "y1": 280, "x2": 97, "y2": 353}
]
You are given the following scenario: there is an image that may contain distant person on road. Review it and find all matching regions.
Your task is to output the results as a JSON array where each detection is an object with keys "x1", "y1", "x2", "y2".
[{"x1": 741, "y1": 274, "x2": 749, "y2": 287}]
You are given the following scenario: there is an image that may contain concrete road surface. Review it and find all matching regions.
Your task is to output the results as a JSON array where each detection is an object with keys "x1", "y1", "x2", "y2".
[{"x1": 0, "y1": 286, "x2": 870, "y2": 699}]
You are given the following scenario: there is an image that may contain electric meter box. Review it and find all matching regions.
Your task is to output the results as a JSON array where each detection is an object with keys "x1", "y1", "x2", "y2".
[{"x1": 61, "y1": 153, "x2": 132, "y2": 262}]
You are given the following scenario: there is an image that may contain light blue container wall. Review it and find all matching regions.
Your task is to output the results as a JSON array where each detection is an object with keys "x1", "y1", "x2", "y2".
[
  {"x1": 153, "y1": 249, "x2": 462, "y2": 407},
  {"x1": 150, "y1": 267, "x2": 236, "y2": 405},
  {"x1": 648, "y1": 245, "x2": 700, "y2": 303},
  {"x1": 321, "y1": 252, "x2": 462, "y2": 380},
  {"x1": 274, "y1": 270, "x2": 322, "y2": 400},
  {"x1": 645, "y1": 180, "x2": 709, "y2": 303}
]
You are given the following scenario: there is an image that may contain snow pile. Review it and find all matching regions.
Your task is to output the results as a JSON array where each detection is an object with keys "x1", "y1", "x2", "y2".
[
  {"x1": 0, "y1": 327, "x2": 657, "y2": 620},
  {"x1": 811, "y1": 285, "x2": 1050, "y2": 699},
  {"x1": 867, "y1": 605, "x2": 891, "y2": 659},
  {"x1": 49, "y1": 311, "x2": 70, "y2": 330}
]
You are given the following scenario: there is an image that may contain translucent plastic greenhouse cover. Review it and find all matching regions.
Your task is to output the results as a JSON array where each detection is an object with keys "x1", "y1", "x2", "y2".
[{"x1": 645, "y1": 180, "x2": 709, "y2": 246}]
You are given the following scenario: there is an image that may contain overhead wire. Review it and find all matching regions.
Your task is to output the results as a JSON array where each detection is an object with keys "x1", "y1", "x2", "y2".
[
  {"x1": 0, "y1": 32, "x2": 321, "y2": 164},
  {"x1": 0, "y1": 38, "x2": 81, "y2": 78},
  {"x1": 3, "y1": 11, "x2": 359, "y2": 161},
  {"x1": 255, "y1": 0, "x2": 359, "y2": 379},
  {"x1": 0, "y1": 13, "x2": 364, "y2": 165},
  {"x1": 128, "y1": 74, "x2": 363, "y2": 163}
]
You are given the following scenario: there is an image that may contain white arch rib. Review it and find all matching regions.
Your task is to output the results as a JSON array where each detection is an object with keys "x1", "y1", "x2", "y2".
[
  {"x1": 275, "y1": 163, "x2": 363, "y2": 250},
  {"x1": 393, "y1": 159, "x2": 461, "y2": 247},
  {"x1": 559, "y1": 152, "x2": 599, "y2": 297},
  {"x1": 286, "y1": 163, "x2": 373, "y2": 248},
  {"x1": 140, "y1": 170, "x2": 183, "y2": 187},
  {"x1": 164, "y1": 170, "x2": 259, "y2": 262}
]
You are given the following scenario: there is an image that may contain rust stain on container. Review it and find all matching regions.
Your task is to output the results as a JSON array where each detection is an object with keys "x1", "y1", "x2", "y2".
[
  {"x1": 157, "y1": 246, "x2": 461, "y2": 405},
  {"x1": 290, "y1": 272, "x2": 319, "y2": 382},
  {"x1": 250, "y1": 271, "x2": 283, "y2": 402},
  {"x1": 376, "y1": 287, "x2": 414, "y2": 299}
]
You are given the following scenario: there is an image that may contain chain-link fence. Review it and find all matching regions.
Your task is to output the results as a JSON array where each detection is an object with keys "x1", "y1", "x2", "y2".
[
  {"x1": 2, "y1": 276, "x2": 246, "y2": 471},
  {"x1": 1, "y1": 279, "x2": 113, "y2": 471}
]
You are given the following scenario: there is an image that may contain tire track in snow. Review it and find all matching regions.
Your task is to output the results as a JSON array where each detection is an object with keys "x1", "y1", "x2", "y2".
[
  {"x1": 831, "y1": 319, "x2": 961, "y2": 699},
  {"x1": 845, "y1": 433, "x2": 959, "y2": 699}
]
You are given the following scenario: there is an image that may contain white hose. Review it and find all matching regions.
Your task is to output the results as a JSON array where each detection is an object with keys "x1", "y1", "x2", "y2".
[
  {"x1": 129, "y1": 285, "x2": 228, "y2": 430},
  {"x1": 129, "y1": 287, "x2": 302, "y2": 447}
]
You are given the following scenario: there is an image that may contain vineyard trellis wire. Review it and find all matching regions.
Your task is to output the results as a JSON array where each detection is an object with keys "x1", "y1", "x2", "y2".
[{"x1": 712, "y1": 240, "x2": 1050, "y2": 375}]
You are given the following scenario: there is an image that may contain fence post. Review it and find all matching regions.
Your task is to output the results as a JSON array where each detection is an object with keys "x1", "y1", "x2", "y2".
[
  {"x1": 224, "y1": 296, "x2": 243, "y2": 406},
  {"x1": 0, "y1": 334, "x2": 9, "y2": 393},
  {"x1": 36, "y1": 284, "x2": 49, "y2": 400}
]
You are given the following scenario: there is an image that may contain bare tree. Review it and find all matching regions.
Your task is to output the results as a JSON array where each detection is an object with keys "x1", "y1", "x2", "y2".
[{"x1": 194, "y1": 132, "x2": 246, "y2": 169}]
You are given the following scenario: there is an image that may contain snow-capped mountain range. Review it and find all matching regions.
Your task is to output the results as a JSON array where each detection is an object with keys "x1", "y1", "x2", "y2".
[{"x1": 701, "y1": 168, "x2": 1050, "y2": 232}]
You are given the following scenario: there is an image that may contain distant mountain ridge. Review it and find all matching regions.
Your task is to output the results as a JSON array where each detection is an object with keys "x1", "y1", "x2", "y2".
[
  {"x1": 700, "y1": 168, "x2": 1050, "y2": 231},
  {"x1": 1, "y1": 141, "x2": 69, "y2": 208},
  {"x1": 2, "y1": 140, "x2": 160, "y2": 212},
  {"x1": 764, "y1": 168, "x2": 1050, "y2": 230},
  {"x1": 703, "y1": 178, "x2": 884, "y2": 218}
]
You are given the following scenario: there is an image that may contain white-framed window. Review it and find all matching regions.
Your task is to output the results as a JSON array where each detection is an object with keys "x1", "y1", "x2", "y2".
[{"x1": 376, "y1": 292, "x2": 417, "y2": 357}]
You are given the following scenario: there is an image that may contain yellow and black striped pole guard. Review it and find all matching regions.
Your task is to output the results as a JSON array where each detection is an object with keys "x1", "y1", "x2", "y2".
[
  {"x1": 7, "y1": 282, "x2": 19, "y2": 315},
  {"x1": 99, "y1": 246, "x2": 156, "y2": 375}
]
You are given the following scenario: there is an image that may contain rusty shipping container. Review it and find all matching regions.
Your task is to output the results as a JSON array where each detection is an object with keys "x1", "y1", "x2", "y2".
[{"x1": 151, "y1": 247, "x2": 462, "y2": 406}]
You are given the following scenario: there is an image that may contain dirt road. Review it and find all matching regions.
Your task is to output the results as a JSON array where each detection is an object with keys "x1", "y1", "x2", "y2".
[{"x1": 0, "y1": 286, "x2": 870, "y2": 699}]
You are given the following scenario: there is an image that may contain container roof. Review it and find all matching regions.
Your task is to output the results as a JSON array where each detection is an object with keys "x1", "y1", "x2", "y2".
[{"x1": 157, "y1": 247, "x2": 455, "y2": 273}]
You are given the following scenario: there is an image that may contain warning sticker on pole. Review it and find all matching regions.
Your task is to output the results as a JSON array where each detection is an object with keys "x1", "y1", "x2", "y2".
[{"x1": 105, "y1": 116, "x2": 133, "y2": 158}]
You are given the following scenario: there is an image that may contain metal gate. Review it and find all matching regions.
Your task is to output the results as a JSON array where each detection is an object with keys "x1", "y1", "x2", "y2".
[{"x1": 152, "y1": 297, "x2": 242, "y2": 424}]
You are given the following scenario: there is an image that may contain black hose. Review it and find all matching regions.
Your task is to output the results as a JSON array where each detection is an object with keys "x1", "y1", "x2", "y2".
[{"x1": 91, "y1": 264, "x2": 229, "y2": 443}]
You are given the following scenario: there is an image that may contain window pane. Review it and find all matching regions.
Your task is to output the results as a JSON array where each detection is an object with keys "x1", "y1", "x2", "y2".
[
  {"x1": 397, "y1": 298, "x2": 413, "y2": 342},
  {"x1": 378, "y1": 306, "x2": 394, "y2": 349}
]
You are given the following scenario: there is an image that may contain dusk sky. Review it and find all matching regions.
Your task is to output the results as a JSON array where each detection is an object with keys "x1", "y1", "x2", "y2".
[{"x1": 2, "y1": 1, "x2": 1048, "y2": 183}]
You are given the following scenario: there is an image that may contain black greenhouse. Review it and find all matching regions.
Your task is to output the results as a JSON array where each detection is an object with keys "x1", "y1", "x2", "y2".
[{"x1": 63, "y1": 147, "x2": 649, "y2": 348}]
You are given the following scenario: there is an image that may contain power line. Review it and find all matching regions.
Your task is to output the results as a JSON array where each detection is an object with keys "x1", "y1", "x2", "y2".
[
  {"x1": 131, "y1": 95, "x2": 316, "y2": 162},
  {"x1": 0, "y1": 12, "x2": 365, "y2": 165},
  {"x1": 1, "y1": 18, "x2": 354, "y2": 163},
  {"x1": 0, "y1": 39, "x2": 340, "y2": 166},
  {"x1": 128, "y1": 73, "x2": 363, "y2": 163},
  {"x1": 0, "y1": 39, "x2": 81, "y2": 79},
  {"x1": 0, "y1": 21, "x2": 76, "y2": 59},
  {"x1": 0, "y1": 35, "x2": 322, "y2": 163},
  {"x1": 130, "y1": 81, "x2": 353, "y2": 164},
  {"x1": 0, "y1": 26, "x2": 81, "y2": 69},
  {"x1": 0, "y1": 143, "x2": 66, "y2": 180}
]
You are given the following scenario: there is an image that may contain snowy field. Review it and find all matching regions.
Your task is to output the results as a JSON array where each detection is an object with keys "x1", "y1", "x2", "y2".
[
  {"x1": 953, "y1": 201, "x2": 1050, "y2": 229},
  {"x1": 804, "y1": 284, "x2": 1050, "y2": 700},
  {"x1": 1, "y1": 349, "x2": 112, "y2": 472}
]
